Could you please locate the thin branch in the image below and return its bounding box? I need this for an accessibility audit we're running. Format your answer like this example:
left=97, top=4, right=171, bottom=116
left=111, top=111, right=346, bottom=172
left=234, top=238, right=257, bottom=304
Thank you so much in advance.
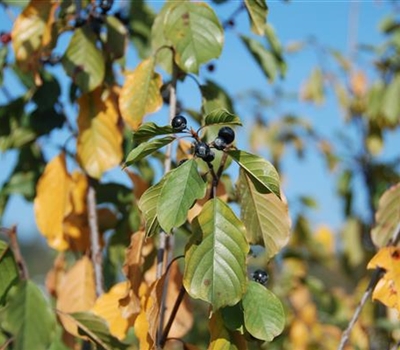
left=156, top=59, right=178, bottom=349
left=160, top=285, right=186, bottom=348
left=7, top=226, right=29, bottom=280
left=0, top=337, right=13, bottom=350
left=87, top=178, right=104, bottom=296
left=337, top=268, right=383, bottom=350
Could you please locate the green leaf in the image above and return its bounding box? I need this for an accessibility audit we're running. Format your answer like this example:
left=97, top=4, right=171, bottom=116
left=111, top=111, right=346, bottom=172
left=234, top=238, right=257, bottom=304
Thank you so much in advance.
left=119, top=57, right=163, bottom=130
left=265, top=23, right=286, bottom=77
left=201, top=79, right=235, bottom=115
left=240, top=35, right=278, bottom=82
left=227, top=150, right=280, bottom=197
left=124, top=136, right=175, bottom=167
left=238, top=169, right=290, bottom=260
left=164, top=2, right=224, bottom=73
left=105, top=16, right=128, bottom=60
left=0, top=241, right=19, bottom=304
left=157, top=159, right=206, bottom=233
left=184, top=198, right=249, bottom=310
left=1, top=281, right=57, bottom=350
left=62, top=311, right=128, bottom=350
left=371, top=182, right=400, bottom=248
left=129, top=1, right=156, bottom=59
left=62, top=26, right=105, bottom=93
left=244, top=0, right=268, bottom=35
left=133, top=122, right=176, bottom=143
left=221, top=304, right=245, bottom=333
left=382, top=74, right=400, bottom=125
left=301, top=68, right=325, bottom=105
left=138, top=180, right=164, bottom=237
left=204, top=108, right=242, bottom=127
left=242, top=281, right=285, bottom=341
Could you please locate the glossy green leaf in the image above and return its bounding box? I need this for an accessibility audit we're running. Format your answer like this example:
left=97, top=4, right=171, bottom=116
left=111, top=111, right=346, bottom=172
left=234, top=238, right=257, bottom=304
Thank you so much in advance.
left=138, top=179, right=164, bottom=237
left=242, top=281, right=285, bottom=341
left=240, top=35, right=278, bottom=82
left=371, top=182, right=400, bottom=248
left=124, top=136, right=175, bottom=167
left=119, top=57, right=163, bottom=130
left=62, top=26, right=105, bottom=93
left=227, top=150, right=280, bottom=197
left=0, top=241, right=19, bottom=304
left=158, top=159, right=206, bottom=233
left=1, top=280, right=57, bottom=350
left=105, top=16, right=128, bottom=60
left=204, top=108, right=242, bottom=127
left=133, top=122, right=176, bottom=143
left=238, top=170, right=290, bottom=259
left=164, top=2, right=224, bottom=73
left=201, top=79, right=235, bottom=115
left=382, top=74, right=400, bottom=124
left=244, top=0, right=268, bottom=35
left=184, top=198, right=249, bottom=310
left=64, top=312, right=128, bottom=350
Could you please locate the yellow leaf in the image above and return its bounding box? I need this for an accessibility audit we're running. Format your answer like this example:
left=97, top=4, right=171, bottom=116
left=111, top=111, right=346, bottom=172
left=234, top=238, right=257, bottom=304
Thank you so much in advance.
left=314, top=225, right=335, bottom=255
left=119, top=57, right=163, bottom=130
left=34, top=153, right=72, bottom=251
left=92, top=282, right=134, bottom=340
left=45, top=253, right=66, bottom=298
left=12, top=0, right=55, bottom=74
left=57, top=256, right=97, bottom=336
left=368, top=247, right=400, bottom=311
left=119, top=231, right=146, bottom=321
left=134, top=283, right=154, bottom=350
left=350, top=70, right=368, bottom=97
left=77, top=88, right=123, bottom=179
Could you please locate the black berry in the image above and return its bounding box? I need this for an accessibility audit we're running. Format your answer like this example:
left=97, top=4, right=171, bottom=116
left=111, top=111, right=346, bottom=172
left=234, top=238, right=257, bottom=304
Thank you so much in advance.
left=214, top=137, right=227, bottom=151
left=194, top=142, right=212, bottom=160
left=252, top=270, right=269, bottom=286
left=171, top=115, right=187, bottom=131
left=203, top=151, right=215, bottom=163
left=99, top=0, right=114, bottom=13
left=218, top=126, right=235, bottom=144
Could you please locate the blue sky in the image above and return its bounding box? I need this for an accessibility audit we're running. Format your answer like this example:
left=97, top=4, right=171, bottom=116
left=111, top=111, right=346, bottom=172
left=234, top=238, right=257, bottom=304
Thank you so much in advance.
left=0, top=1, right=398, bottom=241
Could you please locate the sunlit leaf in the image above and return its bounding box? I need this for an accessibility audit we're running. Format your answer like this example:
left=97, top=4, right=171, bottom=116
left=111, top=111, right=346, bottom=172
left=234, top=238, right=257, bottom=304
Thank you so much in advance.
left=0, top=241, right=19, bottom=304
left=244, top=0, right=268, bottom=35
left=242, top=281, right=285, bottom=341
left=57, top=256, right=96, bottom=336
left=184, top=198, right=249, bottom=310
left=12, top=0, right=55, bottom=74
left=367, top=247, right=400, bottom=311
left=34, top=153, right=72, bottom=251
left=300, top=68, right=325, bottom=105
left=77, top=88, right=123, bottom=179
left=203, top=108, right=242, bottom=127
left=132, top=122, right=175, bottom=143
left=1, top=280, right=57, bottom=350
left=164, top=2, right=224, bottom=73
left=124, top=136, right=175, bottom=167
left=238, top=169, right=290, bottom=260
left=371, top=182, right=400, bottom=247
left=119, top=57, right=163, bottom=130
left=92, top=282, right=133, bottom=340
left=227, top=150, right=280, bottom=197
left=350, top=70, right=368, bottom=97
left=62, top=26, right=105, bottom=93
left=382, top=74, right=400, bottom=124
left=240, top=35, right=278, bottom=82
left=138, top=180, right=164, bottom=237
left=157, top=159, right=206, bottom=233
left=60, top=311, right=129, bottom=350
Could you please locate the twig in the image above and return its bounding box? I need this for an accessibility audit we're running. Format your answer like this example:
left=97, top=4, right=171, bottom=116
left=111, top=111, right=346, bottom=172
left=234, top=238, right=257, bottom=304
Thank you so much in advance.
left=0, top=337, right=13, bottom=350
left=337, top=268, right=383, bottom=350
left=156, top=58, right=178, bottom=348
left=87, top=178, right=104, bottom=296
left=160, top=285, right=186, bottom=348
left=7, top=226, right=29, bottom=280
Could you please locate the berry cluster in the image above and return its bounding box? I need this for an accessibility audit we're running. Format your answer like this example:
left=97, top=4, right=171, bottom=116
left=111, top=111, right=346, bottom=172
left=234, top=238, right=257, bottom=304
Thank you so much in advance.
left=171, top=115, right=235, bottom=164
